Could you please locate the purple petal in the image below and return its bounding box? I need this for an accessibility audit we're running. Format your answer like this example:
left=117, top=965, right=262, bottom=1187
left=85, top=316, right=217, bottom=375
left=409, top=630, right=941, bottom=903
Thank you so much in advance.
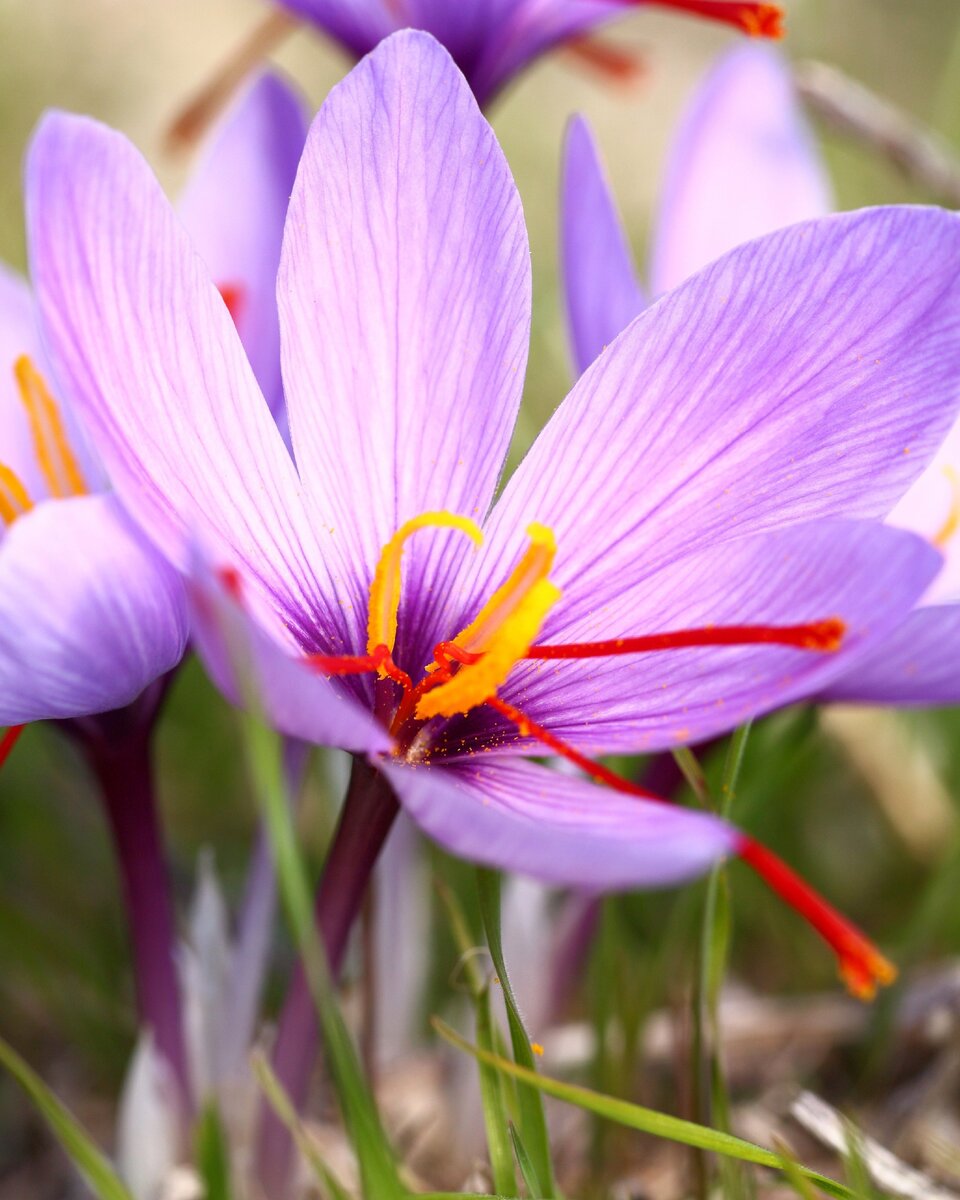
left=271, top=0, right=395, bottom=59
left=649, top=44, right=831, bottom=297
left=0, top=262, right=49, bottom=501
left=179, top=72, right=309, bottom=429
left=445, top=207, right=960, bottom=645
left=561, top=115, right=645, bottom=376
left=382, top=755, right=737, bottom=890
left=0, top=495, right=187, bottom=723
left=27, top=112, right=347, bottom=651
left=187, top=561, right=392, bottom=755
left=441, top=520, right=941, bottom=757
left=279, top=30, right=530, bottom=668
left=820, top=604, right=960, bottom=706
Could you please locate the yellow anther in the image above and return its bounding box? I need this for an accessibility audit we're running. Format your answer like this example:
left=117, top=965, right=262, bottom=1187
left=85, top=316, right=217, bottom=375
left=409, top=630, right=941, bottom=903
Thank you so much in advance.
left=14, top=355, right=87, bottom=499
left=454, top=522, right=557, bottom=654
left=367, top=511, right=483, bottom=657
left=933, top=465, right=960, bottom=549
left=0, top=464, right=33, bottom=527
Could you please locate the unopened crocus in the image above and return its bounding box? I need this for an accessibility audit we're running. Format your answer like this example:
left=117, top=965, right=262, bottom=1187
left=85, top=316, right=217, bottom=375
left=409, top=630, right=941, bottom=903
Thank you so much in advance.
left=26, top=29, right=960, bottom=1186
left=1, top=71, right=307, bottom=1110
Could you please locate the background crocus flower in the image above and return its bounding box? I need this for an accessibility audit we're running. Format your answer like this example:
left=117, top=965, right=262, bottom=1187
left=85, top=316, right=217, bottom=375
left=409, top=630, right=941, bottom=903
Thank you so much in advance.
left=0, top=69, right=307, bottom=1114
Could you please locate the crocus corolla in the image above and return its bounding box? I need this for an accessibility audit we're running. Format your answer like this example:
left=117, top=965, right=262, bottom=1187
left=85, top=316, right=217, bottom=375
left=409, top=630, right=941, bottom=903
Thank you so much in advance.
left=27, top=32, right=960, bottom=994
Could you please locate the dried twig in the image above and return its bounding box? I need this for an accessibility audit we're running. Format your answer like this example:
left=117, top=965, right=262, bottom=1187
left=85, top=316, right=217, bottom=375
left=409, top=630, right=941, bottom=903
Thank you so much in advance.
left=794, top=59, right=960, bottom=206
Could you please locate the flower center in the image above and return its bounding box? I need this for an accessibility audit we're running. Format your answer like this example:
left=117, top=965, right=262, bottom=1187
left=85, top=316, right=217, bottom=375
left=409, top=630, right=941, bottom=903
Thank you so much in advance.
left=0, top=355, right=88, bottom=526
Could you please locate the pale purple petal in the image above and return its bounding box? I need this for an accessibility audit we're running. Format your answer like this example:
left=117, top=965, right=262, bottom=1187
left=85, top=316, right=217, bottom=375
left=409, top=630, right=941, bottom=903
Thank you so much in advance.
left=438, top=521, right=941, bottom=757
left=0, top=262, right=49, bottom=500
left=820, top=604, right=960, bottom=706
left=27, top=112, right=347, bottom=652
left=561, top=115, right=645, bottom=376
left=649, top=44, right=831, bottom=296
left=0, top=495, right=187, bottom=723
left=445, top=207, right=960, bottom=643
left=179, top=72, right=308, bottom=428
left=381, top=756, right=737, bottom=890
left=187, top=561, right=392, bottom=755
left=279, top=30, right=530, bottom=668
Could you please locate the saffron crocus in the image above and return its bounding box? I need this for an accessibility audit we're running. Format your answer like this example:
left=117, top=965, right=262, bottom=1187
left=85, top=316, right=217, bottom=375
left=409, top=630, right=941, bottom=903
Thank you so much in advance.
left=25, top=35, right=960, bottom=1189
left=0, top=71, right=307, bottom=1110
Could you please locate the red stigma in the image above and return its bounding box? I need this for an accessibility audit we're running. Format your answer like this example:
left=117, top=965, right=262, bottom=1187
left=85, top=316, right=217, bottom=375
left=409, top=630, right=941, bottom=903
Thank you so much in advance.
left=645, top=1, right=784, bottom=37
left=0, top=725, right=25, bottom=771
left=738, top=837, right=896, bottom=1000
left=217, top=283, right=246, bottom=326
left=565, top=36, right=647, bottom=85
left=218, top=565, right=245, bottom=602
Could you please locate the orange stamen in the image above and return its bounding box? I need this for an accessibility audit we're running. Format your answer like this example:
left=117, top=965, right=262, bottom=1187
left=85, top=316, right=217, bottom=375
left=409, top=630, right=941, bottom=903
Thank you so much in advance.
left=528, top=618, right=846, bottom=660
left=645, top=1, right=784, bottom=37
left=14, top=355, right=87, bottom=499
left=0, top=464, right=34, bottom=527
left=738, top=837, right=897, bottom=1000
left=0, top=725, right=25, bottom=770
left=933, top=465, right=960, bottom=549
left=218, top=283, right=246, bottom=326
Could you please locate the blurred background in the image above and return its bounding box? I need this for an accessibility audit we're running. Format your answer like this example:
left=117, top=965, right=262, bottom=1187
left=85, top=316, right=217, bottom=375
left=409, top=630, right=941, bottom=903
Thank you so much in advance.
left=3, top=0, right=960, bottom=1195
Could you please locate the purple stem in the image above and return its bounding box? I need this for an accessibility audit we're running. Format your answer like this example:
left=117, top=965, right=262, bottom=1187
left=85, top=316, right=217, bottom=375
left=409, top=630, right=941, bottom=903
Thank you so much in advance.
left=80, top=722, right=191, bottom=1115
left=255, top=756, right=400, bottom=1197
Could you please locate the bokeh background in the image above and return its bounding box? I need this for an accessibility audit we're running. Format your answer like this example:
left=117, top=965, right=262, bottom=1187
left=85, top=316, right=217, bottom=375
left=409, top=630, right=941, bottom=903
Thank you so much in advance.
left=3, top=0, right=960, bottom=1195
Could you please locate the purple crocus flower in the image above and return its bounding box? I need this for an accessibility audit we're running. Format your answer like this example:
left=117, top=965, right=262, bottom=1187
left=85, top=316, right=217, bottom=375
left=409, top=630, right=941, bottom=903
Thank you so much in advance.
left=1, top=71, right=307, bottom=1109
left=269, top=0, right=783, bottom=107
left=26, top=26, right=960, bottom=986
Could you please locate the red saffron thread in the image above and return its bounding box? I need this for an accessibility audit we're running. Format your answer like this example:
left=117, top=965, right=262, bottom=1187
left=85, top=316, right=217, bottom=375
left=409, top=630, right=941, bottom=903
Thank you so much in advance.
left=0, top=725, right=25, bottom=770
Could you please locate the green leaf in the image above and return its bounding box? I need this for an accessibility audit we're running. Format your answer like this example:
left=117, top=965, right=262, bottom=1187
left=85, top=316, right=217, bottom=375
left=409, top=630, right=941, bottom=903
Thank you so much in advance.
left=252, top=1050, right=352, bottom=1200
left=432, top=1017, right=856, bottom=1200
left=477, top=986, right=519, bottom=1196
left=476, top=868, right=557, bottom=1197
left=509, top=1120, right=545, bottom=1199
left=0, top=1034, right=134, bottom=1200
left=241, top=713, right=405, bottom=1200
left=195, top=1103, right=232, bottom=1200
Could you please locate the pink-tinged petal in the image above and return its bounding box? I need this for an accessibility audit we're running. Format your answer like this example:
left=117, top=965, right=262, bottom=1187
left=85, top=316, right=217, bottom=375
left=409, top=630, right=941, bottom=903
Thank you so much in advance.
left=179, top=72, right=308, bottom=428
left=447, top=207, right=960, bottom=642
left=650, top=44, right=831, bottom=296
left=440, top=521, right=941, bottom=757
left=381, top=756, right=737, bottom=890
left=561, top=115, right=645, bottom=376
left=187, top=562, right=392, bottom=755
left=27, top=112, right=346, bottom=650
left=0, top=262, right=48, bottom=500
left=279, top=30, right=530, bottom=666
left=888, top=413, right=960, bottom=602
left=0, top=495, right=187, bottom=723
left=820, top=604, right=960, bottom=707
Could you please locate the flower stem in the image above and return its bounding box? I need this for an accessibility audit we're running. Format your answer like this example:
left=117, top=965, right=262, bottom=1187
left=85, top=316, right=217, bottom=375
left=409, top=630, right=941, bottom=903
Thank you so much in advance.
left=81, top=724, right=191, bottom=1116
left=254, top=756, right=400, bottom=1197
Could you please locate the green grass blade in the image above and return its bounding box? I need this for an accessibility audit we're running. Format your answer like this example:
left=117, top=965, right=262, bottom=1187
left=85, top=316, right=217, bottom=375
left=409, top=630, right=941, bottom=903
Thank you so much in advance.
left=509, top=1120, right=545, bottom=1199
left=432, top=1017, right=856, bottom=1200
left=0, top=1034, right=134, bottom=1200
left=477, top=987, right=519, bottom=1196
left=195, top=1103, right=232, bottom=1200
left=241, top=713, right=405, bottom=1200
left=476, top=868, right=557, bottom=1197
left=252, top=1050, right=353, bottom=1200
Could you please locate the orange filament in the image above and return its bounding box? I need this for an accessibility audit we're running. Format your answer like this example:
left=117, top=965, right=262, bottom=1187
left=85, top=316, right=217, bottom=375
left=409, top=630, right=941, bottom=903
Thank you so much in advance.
left=933, top=465, right=960, bottom=549
left=646, top=1, right=784, bottom=37
left=738, top=837, right=897, bottom=1000
left=367, top=511, right=482, bottom=659
left=14, top=355, right=87, bottom=499
left=528, top=618, right=846, bottom=660
left=565, top=36, right=646, bottom=84
left=0, top=726, right=25, bottom=771
left=218, top=283, right=246, bottom=326
left=416, top=524, right=561, bottom=719
left=0, top=464, right=34, bottom=527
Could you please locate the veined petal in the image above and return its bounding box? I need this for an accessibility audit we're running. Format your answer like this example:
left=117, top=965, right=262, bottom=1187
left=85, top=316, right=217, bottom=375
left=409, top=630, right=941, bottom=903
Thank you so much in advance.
left=279, top=31, right=531, bottom=668
left=27, top=112, right=346, bottom=650
left=382, top=756, right=737, bottom=890
left=179, top=72, right=309, bottom=428
left=650, top=44, right=831, bottom=296
left=0, top=495, right=187, bottom=723
left=449, top=207, right=960, bottom=640
left=441, top=521, right=941, bottom=757
left=820, top=604, right=960, bottom=707
left=561, top=115, right=645, bottom=376
left=187, top=560, right=393, bottom=755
